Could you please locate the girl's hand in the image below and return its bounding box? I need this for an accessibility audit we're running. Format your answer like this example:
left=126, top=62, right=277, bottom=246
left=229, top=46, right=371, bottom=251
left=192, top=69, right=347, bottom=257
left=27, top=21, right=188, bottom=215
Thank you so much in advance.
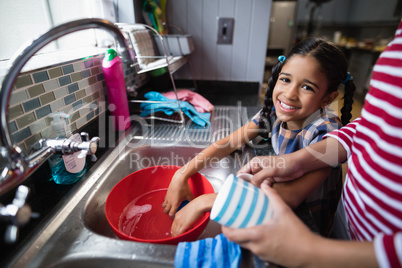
left=222, top=182, right=317, bottom=267
left=171, top=193, right=216, bottom=237
left=162, top=169, right=194, bottom=217
left=238, top=155, right=304, bottom=187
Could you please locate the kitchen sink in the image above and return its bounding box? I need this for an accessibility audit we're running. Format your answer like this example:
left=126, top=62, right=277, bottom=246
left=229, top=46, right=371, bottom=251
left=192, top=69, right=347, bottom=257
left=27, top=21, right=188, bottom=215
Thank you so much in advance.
left=2, top=106, right=266, bottom=267
left=4, top=106, right=253, bottom=268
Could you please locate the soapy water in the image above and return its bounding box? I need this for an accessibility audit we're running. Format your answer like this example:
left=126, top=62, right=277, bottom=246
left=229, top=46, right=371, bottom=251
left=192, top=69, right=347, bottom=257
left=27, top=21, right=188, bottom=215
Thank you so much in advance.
left=119, top=189, right=174, bottom=239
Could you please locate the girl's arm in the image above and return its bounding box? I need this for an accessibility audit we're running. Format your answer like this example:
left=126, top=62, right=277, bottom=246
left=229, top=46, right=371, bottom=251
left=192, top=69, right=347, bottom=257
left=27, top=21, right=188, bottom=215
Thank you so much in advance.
left=163, top=121, right=260, bottom=216
left=171, top=193, right=217, bottom=237
left=272, top=166, right=332, bottom=209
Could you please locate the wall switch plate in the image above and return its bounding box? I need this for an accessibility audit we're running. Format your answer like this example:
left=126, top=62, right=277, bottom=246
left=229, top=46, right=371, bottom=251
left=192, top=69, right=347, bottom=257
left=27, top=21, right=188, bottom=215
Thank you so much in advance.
left=217, top=17, right=234, bottom=44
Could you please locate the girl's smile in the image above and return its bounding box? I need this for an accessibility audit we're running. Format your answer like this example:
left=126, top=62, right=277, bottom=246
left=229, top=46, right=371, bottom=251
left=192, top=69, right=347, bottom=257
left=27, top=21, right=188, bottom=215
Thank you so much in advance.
left=277, top=100, right=300, bottom=111
left=272, top=55, right=337, bottom=130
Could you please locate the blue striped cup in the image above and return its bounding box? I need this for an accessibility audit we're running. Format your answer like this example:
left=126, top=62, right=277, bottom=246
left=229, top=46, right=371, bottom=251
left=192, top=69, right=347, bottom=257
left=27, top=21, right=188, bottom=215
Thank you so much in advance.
left=210, top=174, right=273, bottom=228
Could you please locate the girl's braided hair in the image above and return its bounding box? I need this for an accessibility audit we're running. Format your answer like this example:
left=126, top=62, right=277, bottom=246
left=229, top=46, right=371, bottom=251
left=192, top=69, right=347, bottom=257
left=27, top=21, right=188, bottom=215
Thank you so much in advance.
left=259, top=37, right=356, bottom=139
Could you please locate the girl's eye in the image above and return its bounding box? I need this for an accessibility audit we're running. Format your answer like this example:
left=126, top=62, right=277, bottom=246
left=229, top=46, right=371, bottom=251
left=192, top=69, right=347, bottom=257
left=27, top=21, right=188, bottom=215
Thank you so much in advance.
left=279, top=77, right=290, bottom=83
left=302, top=85, right=315, bottom=92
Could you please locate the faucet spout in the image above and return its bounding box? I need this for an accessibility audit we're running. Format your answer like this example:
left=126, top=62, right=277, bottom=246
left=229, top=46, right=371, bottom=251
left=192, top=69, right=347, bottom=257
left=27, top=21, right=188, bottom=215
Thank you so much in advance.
left=0, top=18, right=127, bottom=195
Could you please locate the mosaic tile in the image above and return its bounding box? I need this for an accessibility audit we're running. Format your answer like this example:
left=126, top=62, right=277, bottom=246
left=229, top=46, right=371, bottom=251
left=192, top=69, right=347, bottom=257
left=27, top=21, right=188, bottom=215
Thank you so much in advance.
left=86, top=111, right=95, bottom=121
left=9, top=104, right=24, bottom=120
left=75, top=89, right=86, bottom=100
left=64, top=94, right=76, bottom=106
left=15, top=75, right=33, bottom=89
left=16, top=112, right=36, bottom=129
left=48, top=67, right=63, bottom=79
left=11, top=127, right=31, bottom=143
left=76, top=116, right=87, bottom=129
left=70, top=72, right=82, bottom=82
left=78, top=78, right=89, bottom=89
left=84, top=59, right=94, bottom=68
left=32, top=71, right=49, bottom=83
left=81, top=69, right=91, bottom=78
left=50, top=99, right=64, bottom=112
left=67, top=83, right=79, bottom=94
left=96, top=73, right=104, bottom=82
left=28, top=84, right=45, bottom=98
left=9, top=121, right=17, bottom=133
left=35, top=105, right=51, bottom=119
left=62, top=64, right=74, bottom=75
left=70, top=111, right=80, bottom=122
left=22, top=98, right=40, bottom=112
left=91, top=66, right=100, bottom=75
left=9, top=89, right=28, bottom=106
left=93, top=91, right=100, bottom=100
left=88, top=76, right=97, bottom=85
left=73, top=61, right=86, bottom=71
left=54, top=87, right=68, bottom=99
left=43, top=79, right=59, bottom=92
left=40, top=92, right=56, bottom=105
left=82, top=96, right=92, bottom=105
left=72, top=100, right=83, bottom=111
left=58, top=75, right=71, bottom=87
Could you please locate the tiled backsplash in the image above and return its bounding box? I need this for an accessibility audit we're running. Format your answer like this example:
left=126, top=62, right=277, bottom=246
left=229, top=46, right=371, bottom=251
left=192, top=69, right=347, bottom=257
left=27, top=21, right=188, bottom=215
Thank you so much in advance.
left=7, top=54, right=147, bottom=153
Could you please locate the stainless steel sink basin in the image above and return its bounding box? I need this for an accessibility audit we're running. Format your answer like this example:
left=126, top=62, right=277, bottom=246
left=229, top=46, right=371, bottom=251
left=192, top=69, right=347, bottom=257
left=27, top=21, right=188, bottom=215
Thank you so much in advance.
left=6, top=137, right=244, bottom=267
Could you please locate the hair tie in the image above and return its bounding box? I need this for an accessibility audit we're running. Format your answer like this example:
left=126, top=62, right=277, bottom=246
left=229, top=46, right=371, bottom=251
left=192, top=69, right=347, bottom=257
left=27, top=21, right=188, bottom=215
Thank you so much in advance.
left=278, top=55, right=286, bottom=64
left=342, top=72, right=354, bottom=85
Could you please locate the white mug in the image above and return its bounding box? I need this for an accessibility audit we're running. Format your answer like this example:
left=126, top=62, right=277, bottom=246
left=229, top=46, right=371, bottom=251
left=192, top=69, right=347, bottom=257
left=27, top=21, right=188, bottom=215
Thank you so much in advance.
left=210, top=174, right=273, bottom=228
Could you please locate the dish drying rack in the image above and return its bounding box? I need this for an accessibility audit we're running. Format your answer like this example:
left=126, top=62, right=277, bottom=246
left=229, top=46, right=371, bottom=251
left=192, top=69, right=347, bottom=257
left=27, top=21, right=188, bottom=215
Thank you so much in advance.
left=116, top=23, right=197, bottom=125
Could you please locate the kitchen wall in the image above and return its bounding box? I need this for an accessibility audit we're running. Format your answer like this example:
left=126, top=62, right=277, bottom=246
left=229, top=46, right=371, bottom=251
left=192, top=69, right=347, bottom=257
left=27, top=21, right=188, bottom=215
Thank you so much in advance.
left=6, top=55, right=143, bottom=153
left=131, top=0, right=272, bottom=90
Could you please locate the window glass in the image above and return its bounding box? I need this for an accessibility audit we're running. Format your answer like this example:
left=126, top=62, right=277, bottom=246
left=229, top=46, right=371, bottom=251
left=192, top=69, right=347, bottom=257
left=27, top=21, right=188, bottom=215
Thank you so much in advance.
left=0, top=0, right=117, bottom=61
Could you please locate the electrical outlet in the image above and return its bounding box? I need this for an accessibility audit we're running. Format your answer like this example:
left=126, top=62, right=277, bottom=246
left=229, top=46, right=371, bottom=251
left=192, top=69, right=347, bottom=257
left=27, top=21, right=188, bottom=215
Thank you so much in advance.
left=217, top=17, right=234, bottom=44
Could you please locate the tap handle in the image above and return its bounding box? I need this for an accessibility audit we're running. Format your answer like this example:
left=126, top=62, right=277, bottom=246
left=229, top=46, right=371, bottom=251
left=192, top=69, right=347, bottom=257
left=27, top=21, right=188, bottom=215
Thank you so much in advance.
left=13, top=185, right=29, bottom=208
left=77, top=135, right=100, bottom=161
left=1, top=185, right=36, bottom=244
left=80, top=132, right=89, bottom=142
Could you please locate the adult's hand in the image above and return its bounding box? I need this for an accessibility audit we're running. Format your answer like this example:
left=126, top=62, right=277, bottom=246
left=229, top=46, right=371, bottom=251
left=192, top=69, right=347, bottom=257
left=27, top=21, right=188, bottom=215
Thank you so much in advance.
left=222, top=182, right=317, bottom=267
left=238, top=154, right=304, bottom=187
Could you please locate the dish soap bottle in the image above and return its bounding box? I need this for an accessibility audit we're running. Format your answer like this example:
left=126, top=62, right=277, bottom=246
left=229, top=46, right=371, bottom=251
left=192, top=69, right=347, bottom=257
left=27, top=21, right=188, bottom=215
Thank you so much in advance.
left=102, top=48, right=131, bottom=131
left=48, top=112, right=87, bottom=185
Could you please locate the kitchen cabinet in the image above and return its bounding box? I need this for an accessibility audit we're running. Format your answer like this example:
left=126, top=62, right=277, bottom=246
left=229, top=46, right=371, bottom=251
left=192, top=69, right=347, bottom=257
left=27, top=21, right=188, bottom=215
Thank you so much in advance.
left=296, top=0, right=400, bottom=25
left=348, top=0, right=400, bottom=23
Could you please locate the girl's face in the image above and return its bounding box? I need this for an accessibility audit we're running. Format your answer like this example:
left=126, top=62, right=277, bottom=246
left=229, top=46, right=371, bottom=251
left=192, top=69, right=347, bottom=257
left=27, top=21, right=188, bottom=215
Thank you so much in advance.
left=272, top=55, right=338, bottom=130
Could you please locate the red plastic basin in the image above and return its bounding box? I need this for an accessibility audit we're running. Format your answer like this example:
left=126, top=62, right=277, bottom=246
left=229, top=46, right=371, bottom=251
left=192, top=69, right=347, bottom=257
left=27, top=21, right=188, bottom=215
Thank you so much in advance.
left=105, top=165, right=214, bottom=245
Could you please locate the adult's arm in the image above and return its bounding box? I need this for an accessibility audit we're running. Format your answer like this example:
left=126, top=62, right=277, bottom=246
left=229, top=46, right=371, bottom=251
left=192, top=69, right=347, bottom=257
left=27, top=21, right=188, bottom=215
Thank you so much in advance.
left=238, top=137, right=347, bottom=187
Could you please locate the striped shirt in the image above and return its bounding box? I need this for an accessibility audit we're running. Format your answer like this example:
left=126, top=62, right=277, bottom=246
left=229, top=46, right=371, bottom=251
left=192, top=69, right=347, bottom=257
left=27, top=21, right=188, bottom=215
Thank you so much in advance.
left=325, top=21, right=402, bottom=268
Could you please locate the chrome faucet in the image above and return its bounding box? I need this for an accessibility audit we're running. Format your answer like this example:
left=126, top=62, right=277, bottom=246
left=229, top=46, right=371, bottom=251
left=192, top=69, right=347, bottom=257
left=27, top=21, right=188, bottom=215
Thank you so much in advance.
left=0, top=18, right=134, bottom=196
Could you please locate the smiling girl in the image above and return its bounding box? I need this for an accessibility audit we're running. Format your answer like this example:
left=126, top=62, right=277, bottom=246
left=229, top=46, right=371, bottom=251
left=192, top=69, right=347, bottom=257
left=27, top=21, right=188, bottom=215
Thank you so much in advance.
left=163, top=37, right=356, bottom=237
